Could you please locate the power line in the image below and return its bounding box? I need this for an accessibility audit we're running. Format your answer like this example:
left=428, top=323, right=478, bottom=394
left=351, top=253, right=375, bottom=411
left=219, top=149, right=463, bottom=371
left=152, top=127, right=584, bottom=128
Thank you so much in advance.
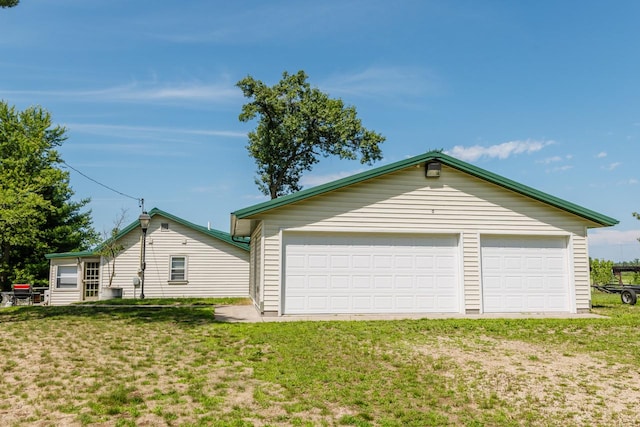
left=61, top=160, right=142, bottom=204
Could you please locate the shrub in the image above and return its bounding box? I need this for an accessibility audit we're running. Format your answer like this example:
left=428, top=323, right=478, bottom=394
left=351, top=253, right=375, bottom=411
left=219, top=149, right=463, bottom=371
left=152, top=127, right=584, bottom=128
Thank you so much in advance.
left=590, top=258, right=615, bottom=285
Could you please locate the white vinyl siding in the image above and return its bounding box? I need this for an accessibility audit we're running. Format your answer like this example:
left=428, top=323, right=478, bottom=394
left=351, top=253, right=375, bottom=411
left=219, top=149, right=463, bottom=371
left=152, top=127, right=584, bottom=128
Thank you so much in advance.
left=253, top=165, right=593, bottom=314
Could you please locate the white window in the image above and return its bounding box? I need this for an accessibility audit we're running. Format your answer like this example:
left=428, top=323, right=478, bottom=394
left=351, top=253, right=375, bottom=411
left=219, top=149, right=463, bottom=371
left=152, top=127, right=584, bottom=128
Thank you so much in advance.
left=170, top=256, right=187, bottom=282
left=56, top=265, right=78, bottom=289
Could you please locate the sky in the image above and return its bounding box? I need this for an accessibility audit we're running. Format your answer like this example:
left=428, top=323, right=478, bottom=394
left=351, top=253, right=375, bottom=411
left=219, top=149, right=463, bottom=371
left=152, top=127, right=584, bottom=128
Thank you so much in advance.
left=1, top=0, right=639, bottom=262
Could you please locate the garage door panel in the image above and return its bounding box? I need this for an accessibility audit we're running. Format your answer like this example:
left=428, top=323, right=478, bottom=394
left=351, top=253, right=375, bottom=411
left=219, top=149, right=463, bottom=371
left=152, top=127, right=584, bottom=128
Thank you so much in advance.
left=396, top=256, right=413, bottom=268
left=353, top=296, right=372, bottom=310
left=287, top=276, right=305, bottom=289
left=437, top=295, right=457, bottom=308
left=396, top=296, right=414, bottom=309
left=330, top=296, right=349, bottom=310
left=308, top=296, right=328, bottom=310
left=308, top=255, right=327, bottom=268
left=526, top=277, right=544, bottom=289
left=330, top=255, right=349, bottom=268
left=331, top=276, right=349, bottom=289
left=374, top=296, right=393, bottom=310
left=375, top=276, right=393, bottom=289
left=288, top=255, right=305, bottom=268
left=353, top=256, right=371, bottom=268
left=396, top=276, right=413, bottom=289
left=482, top=237, right=569, bottom=313
left=415, top=256, right=434, bottom=269
left=284, top=234, right=460, bottom=314
left=309, top=276, right=328, bottom=289
left=416, top=295, right=435, bottom=309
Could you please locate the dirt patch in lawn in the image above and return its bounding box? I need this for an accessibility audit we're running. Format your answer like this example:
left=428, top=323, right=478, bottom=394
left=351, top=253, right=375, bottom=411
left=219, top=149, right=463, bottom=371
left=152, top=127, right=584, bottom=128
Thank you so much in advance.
left=414, top=336, right=640, bottom=426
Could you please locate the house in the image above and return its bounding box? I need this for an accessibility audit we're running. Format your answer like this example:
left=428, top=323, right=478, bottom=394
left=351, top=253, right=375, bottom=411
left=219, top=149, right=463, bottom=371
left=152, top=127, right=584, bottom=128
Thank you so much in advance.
left=46, top=208, right=249, bottom=306
left=231, top=151, right=618, bottom=316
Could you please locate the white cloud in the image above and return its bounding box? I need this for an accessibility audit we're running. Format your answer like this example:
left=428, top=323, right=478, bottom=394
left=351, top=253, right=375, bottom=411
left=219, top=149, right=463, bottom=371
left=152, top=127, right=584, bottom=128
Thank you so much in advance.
left=323, top=66, right=440, bottom=100
left=445, top=140, right=554, bottom=162
left=300, top=169, right=365, bottom=187
left=596, top=152, right=607, bottom=158
left=1, top=79, right=240, bottom=104
left=190, top=184, right=229, bottom=193
left=603, top=162, right=622, bottom=171
left=66, top=123, right=246, bottom=139
left=539, top=156, right=562, bottom=164
left=550, top=165, right=574, bottom=172
left=617, top=178, right=638, bottom=185
left=589, top=229, right=640, bottom=246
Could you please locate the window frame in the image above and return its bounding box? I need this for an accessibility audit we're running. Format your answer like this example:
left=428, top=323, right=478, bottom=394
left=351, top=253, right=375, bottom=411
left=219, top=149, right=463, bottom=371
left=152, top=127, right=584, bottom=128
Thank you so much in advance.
left=169, top=255, right=188, bottom=284
left=56, top=265, right=79, bottom=289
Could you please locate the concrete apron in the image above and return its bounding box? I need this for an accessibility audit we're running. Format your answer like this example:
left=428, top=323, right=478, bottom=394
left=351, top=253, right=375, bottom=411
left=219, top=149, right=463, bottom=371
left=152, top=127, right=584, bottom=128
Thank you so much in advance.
left=213, top=304, right=605, bottom=323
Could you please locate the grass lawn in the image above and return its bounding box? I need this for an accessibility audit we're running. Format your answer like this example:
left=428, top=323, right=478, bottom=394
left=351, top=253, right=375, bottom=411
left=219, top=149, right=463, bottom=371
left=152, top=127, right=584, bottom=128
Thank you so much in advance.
left=0, top=293, right=639, bottom=426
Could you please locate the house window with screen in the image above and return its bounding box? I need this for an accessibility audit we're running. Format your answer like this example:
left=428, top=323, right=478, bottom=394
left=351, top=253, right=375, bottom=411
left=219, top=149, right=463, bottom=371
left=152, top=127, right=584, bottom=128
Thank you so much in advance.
left=56, top=265, right=78, bottom=288
left=170, top=256, right=187, bottom=282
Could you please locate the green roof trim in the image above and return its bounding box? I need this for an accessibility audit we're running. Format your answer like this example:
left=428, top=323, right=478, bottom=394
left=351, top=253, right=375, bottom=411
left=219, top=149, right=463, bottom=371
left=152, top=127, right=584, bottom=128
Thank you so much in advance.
left=232, top=151, right=618, bottom=227
left=46, top=208, right=249, bottom=259
left=45, top=250, right=96, bottom=260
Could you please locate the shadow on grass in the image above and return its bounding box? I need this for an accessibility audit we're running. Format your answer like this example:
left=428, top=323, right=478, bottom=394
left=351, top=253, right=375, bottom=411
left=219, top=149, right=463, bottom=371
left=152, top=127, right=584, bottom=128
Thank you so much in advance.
left=0, top=305, right=224, bottom=327
left=0, top=297, right=254, bottom=326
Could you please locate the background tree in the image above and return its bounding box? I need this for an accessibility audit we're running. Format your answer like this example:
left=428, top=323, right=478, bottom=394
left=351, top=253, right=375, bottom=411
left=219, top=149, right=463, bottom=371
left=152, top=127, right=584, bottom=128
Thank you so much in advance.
left=0, top=101, right=97, bottom=289
left=0, top=0, right=19, bottom=8
left=96, top=209, right=127, bottom=288
left=237, top=70, right=385, bottom=199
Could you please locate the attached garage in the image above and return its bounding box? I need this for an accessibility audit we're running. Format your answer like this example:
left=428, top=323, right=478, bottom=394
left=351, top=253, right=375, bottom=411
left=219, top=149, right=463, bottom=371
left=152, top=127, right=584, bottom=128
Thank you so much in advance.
left=481, top=236, right=570, bottom=313
left=231, top=151, right=618, bottom=317
left=283, top=233, right=460, bottom=314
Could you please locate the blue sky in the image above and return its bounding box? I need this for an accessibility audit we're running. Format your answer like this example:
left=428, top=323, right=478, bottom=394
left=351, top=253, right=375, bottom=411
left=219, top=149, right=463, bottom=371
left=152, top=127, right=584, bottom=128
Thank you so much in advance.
left=1, top=0, right=639, bottom=261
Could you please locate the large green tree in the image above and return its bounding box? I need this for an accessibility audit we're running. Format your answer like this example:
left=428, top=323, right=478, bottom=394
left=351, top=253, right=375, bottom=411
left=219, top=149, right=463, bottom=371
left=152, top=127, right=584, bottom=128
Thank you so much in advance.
left=0, top=101, right=98, bottom=288
left=237, top=70, right=385, bottom=199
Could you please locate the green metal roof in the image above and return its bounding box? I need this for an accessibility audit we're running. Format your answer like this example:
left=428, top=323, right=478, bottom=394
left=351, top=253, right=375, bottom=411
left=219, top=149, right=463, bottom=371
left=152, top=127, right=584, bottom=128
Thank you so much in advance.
left=46, top=208, right=249, bottom=259
left=231, top=151, right=618, bottom=227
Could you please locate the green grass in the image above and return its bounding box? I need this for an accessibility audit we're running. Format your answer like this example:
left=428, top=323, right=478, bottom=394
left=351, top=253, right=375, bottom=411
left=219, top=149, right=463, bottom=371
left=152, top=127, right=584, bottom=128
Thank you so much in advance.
left=0, top=293, right=639, bottom=426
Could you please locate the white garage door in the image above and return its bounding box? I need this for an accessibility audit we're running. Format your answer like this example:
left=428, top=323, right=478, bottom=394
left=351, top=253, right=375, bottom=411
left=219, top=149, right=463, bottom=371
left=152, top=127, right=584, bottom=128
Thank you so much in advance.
left=283, top=234, right=460, bottom=314
left=481, top=237, right=569, bottom=313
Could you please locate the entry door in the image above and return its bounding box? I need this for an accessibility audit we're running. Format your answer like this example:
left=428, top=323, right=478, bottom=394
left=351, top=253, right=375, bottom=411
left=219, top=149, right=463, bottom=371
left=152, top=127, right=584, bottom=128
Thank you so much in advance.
left=83, top=262, right=100, bottom=300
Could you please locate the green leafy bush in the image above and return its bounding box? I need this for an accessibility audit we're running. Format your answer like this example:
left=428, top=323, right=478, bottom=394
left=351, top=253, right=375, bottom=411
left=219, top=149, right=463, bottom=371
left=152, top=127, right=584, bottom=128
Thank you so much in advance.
left=590, top=258, right=615, bottom=285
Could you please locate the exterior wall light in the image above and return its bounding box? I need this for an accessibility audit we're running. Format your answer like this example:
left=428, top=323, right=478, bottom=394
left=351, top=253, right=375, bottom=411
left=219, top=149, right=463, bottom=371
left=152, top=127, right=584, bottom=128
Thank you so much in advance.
left=425, top=161, right=442, bottom=178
